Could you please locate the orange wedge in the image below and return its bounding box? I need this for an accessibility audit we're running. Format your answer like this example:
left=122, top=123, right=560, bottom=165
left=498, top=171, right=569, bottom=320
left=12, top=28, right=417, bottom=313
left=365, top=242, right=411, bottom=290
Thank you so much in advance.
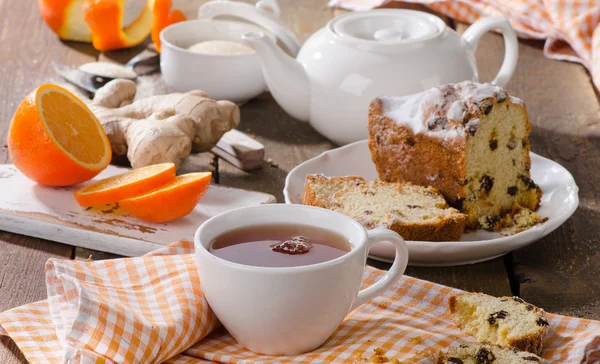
left=8, top=84, right=111, bottom=186
left=74, top=163, right=176, bottom=207
left=120, top=172, right=212, bottom=223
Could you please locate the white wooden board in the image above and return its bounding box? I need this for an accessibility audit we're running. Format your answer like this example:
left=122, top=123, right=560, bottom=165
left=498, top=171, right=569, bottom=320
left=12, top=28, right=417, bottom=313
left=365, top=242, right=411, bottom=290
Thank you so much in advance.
left=0, top=164, right=276, bottom=256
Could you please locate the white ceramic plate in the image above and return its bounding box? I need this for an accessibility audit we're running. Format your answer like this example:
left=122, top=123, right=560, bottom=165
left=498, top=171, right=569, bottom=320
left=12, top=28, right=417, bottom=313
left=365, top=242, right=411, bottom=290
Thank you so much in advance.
left=283, top=140, right=579, bottom=266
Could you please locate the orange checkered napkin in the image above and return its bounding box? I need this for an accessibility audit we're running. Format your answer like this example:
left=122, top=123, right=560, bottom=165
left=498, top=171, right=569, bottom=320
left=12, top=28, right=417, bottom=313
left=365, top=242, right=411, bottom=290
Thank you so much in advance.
left=329, top=0, right=600, bottom=89
left=1, top=241, right=599, bottom=363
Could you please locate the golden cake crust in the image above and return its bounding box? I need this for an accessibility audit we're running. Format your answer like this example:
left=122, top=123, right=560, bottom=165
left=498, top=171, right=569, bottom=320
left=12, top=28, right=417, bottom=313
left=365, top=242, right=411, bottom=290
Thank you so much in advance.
left=369, top=98, right=468, bottom=204
left=368, top=82, right=542, bottom=229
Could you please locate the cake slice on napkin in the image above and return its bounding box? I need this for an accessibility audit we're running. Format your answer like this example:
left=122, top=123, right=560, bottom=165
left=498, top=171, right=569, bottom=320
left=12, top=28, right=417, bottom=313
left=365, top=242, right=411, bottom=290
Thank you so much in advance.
left=302, top=174, right=466, bottom=241
left=368, top=81, right=542, bottom=230
left=436, top=343, right=545, bottom=363
left=449, top=293, right=549, bottom=355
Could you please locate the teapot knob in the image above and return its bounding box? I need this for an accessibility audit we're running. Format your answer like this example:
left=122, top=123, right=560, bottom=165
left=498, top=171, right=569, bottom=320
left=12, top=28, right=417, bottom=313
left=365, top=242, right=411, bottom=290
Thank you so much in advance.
left=373, top=27, right=406, bottom=41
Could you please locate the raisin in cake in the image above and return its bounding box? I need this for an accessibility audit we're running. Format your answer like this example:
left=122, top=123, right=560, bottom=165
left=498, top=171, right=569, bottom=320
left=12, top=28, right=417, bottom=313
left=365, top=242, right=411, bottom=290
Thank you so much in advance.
left=436, top=343, right=545, bottom=364
left=449, top=293, right=549, bottom=355
left=302, top=174, right=466, bottom=241
left=368, top=81, right=542, bottom=229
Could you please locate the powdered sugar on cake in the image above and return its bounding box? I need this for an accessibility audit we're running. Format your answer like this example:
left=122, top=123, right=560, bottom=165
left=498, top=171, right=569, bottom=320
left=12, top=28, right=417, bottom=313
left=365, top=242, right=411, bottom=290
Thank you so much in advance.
left=380, top=92, right=427, bottom=133
left=380, top=81, right=519, bottom=140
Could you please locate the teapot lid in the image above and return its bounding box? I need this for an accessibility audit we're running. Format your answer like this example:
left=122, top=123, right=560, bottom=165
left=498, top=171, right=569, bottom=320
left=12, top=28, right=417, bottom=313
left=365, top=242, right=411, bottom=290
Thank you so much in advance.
left=329, top=9, right=445, bottom=45
left=198, top=0, right=301, bottom=56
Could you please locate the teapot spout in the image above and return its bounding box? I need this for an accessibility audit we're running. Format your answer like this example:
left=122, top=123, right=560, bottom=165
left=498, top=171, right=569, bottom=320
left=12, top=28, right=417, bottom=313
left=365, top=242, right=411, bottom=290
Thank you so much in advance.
left=243, top=32, right=309, bottom=121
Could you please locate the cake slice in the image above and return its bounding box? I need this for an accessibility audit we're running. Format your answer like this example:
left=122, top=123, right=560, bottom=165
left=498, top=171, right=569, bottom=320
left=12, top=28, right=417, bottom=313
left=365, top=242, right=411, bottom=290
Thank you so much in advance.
left=436, top=343, right=545, bottom=363
left=302, top=174, right=365, bottom=208
left=368, top=81, right=542, bottom=230
left=449, top=293, right=549, bottom=355
left=302, top=175, right=466, bottom=241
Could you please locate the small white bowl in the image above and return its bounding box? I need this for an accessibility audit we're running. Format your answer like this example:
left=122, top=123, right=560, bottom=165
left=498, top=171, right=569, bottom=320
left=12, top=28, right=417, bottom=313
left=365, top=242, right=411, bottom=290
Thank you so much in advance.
left=160, top=19, right=274, bottom=103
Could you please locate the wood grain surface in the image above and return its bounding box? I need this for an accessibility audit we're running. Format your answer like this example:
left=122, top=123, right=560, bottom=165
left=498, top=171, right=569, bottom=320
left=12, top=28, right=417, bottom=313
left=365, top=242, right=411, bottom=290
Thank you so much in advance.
left=0, top=0, right=92, bottom=361
left=0, top=0, right=599, bottom=361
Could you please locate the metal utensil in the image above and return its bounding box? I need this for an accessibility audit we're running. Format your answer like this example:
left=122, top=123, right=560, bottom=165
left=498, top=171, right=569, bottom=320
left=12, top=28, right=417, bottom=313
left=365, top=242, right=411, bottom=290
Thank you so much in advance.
left=52, top=62, right=106, bottom=93
left=53, top=48, right=160, bottom=93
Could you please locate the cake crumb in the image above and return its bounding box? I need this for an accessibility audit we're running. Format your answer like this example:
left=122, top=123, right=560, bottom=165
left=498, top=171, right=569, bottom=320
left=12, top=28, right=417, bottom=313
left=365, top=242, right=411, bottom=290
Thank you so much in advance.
left=267, top=158, right=278, bottom=168
left=500, top=207, right=548, bottom=236
left=409, top=336, right=423, bottom=345
left=352, top=348, right=401, bottom=363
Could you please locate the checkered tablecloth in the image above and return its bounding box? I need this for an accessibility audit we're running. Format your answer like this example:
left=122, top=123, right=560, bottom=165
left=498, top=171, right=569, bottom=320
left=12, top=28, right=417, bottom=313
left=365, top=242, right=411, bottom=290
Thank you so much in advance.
left=329, top=0, right=600, bottom=90
left=0, top=241, right=598, bottom=363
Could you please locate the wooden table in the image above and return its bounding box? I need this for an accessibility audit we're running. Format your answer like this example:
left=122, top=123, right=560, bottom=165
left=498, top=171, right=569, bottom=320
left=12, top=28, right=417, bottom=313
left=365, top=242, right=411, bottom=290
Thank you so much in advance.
left=1, top=1, right=599, bottom=362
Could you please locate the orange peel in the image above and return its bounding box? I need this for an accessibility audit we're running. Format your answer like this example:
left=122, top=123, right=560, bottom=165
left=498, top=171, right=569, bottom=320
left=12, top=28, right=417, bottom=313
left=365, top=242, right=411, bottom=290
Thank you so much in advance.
left=84, top=0, right=154, bottom=51
left=152, top=0, right=186, bottom=52
left=39, top=0, right=153, bottom=50
left=38, top=0, right=93, bottom=42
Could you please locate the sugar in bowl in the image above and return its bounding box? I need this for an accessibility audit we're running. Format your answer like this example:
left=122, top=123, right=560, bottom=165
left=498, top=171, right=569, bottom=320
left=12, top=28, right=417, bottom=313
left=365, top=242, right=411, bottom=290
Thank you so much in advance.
left=159, top=0, right=300, bottom=103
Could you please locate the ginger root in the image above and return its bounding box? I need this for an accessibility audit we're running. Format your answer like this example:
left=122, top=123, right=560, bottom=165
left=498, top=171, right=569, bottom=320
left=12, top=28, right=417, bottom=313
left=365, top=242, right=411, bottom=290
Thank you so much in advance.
left=90, top=79, right=240, bottom=168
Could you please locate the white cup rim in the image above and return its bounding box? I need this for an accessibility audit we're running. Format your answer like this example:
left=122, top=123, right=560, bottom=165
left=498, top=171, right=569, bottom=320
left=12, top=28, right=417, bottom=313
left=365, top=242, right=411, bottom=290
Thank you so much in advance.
left=194, top=204, right=368, bottom=273
left=160, top=19, right=270, bottom=59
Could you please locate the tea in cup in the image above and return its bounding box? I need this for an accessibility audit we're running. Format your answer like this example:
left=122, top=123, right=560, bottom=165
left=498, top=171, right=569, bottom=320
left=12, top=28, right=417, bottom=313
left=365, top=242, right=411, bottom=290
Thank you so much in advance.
left=194, top=204, right=409, bottom=355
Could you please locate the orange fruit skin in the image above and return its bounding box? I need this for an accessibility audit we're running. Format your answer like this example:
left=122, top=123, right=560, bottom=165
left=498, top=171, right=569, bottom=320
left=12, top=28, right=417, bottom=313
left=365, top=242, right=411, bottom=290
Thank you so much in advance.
left=7, top=85, right=111, bottom=187
left=120, top=173, right=212, bottom=223
left=84, top=0, right=153, bottom=51
left=74, top=163, right=176, bottom=207
left=152, top=0, right=186, bottom=52
left=84, top=0, right=125, bottom=50
left=38, top=0, right=72, bottom=35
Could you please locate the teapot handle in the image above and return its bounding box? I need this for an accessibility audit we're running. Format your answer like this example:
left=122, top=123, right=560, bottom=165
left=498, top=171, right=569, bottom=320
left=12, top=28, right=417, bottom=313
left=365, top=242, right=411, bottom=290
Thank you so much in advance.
left=461, top=16, right=518, bottom=87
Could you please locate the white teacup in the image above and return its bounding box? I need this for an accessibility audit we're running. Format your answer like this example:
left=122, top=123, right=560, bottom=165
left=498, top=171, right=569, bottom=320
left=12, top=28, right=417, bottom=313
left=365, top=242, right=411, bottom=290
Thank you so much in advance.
left=194, top=204, right=409, bottom=355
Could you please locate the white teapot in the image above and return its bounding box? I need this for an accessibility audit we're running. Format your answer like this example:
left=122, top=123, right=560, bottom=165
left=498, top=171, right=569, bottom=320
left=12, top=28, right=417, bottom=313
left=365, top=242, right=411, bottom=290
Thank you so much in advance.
left=242, top=9, right=518, bottom=145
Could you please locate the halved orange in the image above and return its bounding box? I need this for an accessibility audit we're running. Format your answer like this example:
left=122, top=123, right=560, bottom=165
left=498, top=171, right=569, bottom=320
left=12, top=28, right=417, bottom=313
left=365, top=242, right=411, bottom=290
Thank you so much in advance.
left=74, top=163, right=176, bottom=207
left=7, top=84, right=112, bottom=186
left=120, top=172, right=212, bottom=223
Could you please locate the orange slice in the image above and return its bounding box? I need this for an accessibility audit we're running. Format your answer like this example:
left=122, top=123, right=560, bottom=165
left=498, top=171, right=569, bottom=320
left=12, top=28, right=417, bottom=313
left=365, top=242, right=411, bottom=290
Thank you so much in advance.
left=120, top=172, right=212, bottom=223
left=74, top=163, right=176, bottom=207
left=8, top=84, right=111, bottom=186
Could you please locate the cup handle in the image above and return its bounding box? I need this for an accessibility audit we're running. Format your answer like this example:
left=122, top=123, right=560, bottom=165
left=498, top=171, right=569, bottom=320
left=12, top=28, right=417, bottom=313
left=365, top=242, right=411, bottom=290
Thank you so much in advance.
left=350, top=229, right=409, bottom=311
left=461, top=16, right=518, bottom=87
